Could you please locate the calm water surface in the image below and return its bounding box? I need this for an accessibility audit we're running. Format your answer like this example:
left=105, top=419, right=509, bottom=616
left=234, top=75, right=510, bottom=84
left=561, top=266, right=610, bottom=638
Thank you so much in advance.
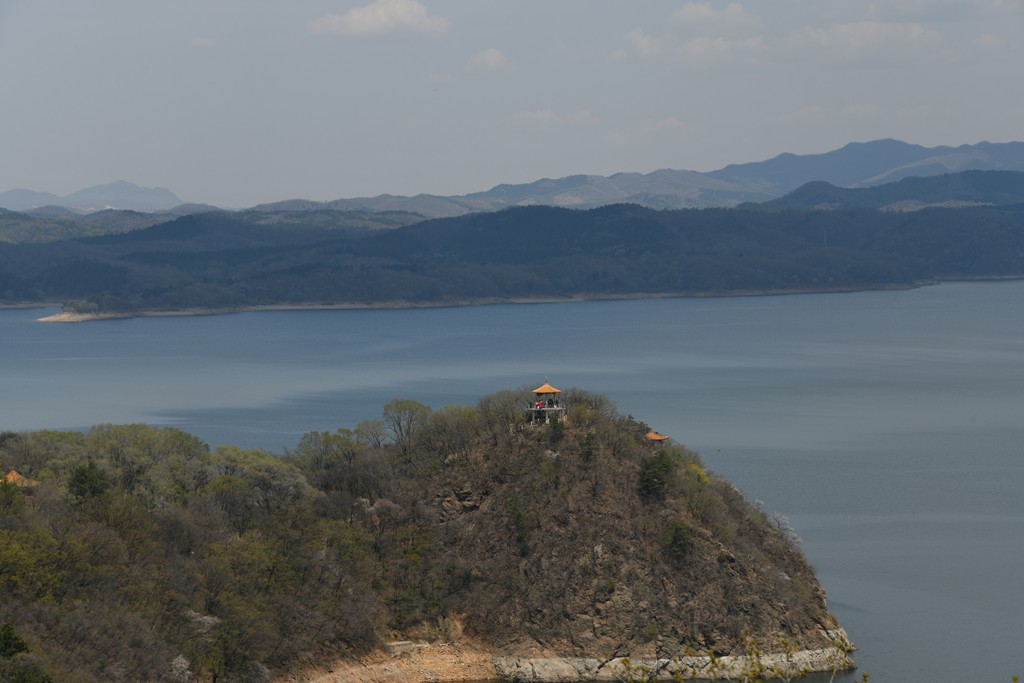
left=2, top=281, right=1024, bottom=681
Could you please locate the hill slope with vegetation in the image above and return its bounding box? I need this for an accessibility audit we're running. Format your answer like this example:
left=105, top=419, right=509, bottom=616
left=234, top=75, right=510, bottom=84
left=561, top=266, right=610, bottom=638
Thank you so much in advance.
left=3, top=186, right=1024, bottom=315
left=0, top=388, right=846, bottom=682
left=763, top=169, right=1024, bottom=210
left=0, top=206, right=423, bottom=245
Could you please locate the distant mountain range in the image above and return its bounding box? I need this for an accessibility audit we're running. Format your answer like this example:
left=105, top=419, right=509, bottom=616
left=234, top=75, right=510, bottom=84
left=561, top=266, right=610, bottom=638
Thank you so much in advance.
left=5, top=139, right=1024, bottom=217
left=250, top=139, right=1024, bottom=217
left=0, top=181, right=184, bottom=213
left=708, top=139, right=1024, bottom=194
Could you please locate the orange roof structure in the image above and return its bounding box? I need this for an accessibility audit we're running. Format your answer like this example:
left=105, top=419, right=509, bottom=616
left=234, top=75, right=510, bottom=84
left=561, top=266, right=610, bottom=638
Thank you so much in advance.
left=532, top=381, right=561, bottom=394
left=4, top=470, right=33, bottom=487
left=645, top=430, right=669, bottom=441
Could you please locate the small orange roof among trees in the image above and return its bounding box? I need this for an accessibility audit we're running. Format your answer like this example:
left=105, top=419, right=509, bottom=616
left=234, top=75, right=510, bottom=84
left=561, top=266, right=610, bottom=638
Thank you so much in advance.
left=645, top=430, right=669, bottom=441
left=4, top=470, right=32, bottom=486
left=532, top=382, right=561, bottom=394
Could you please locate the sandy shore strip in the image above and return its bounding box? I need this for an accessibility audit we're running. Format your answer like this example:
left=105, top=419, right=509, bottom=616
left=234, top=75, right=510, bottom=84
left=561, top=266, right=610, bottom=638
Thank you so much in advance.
left=33, top=284, right=928, bottom=323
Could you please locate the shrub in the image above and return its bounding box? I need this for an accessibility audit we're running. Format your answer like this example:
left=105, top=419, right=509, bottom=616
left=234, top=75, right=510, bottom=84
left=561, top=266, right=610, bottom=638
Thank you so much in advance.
left=662, top=519, right=691, bottom=565
left=637, top=450, right=677, bottom=501
left=0, top=622, right=30, bottom=658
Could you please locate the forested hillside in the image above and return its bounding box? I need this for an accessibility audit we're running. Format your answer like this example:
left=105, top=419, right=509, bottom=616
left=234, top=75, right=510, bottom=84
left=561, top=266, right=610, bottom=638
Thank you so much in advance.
left=763, top=170, right=1024, bottom=210
left=3, top=196, right=1024, bottom=315
left=0, top=388, right=843, bottom=682
left=0, top=207, right=422, bottom=244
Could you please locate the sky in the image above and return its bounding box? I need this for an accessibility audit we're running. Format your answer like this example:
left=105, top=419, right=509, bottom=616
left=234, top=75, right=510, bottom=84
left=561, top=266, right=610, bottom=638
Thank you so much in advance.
left=1, top=0, right=1022, bottom=207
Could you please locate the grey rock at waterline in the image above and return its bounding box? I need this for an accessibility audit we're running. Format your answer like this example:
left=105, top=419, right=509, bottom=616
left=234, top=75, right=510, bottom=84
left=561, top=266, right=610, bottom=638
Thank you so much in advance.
left=492, top=657, right=604, bottom=682
left=491, top=638, right=855, bottom=681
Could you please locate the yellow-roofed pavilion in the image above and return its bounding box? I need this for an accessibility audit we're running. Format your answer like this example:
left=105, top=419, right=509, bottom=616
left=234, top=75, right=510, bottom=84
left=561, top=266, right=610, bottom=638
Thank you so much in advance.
left=529, top=378, right=564, bottom=424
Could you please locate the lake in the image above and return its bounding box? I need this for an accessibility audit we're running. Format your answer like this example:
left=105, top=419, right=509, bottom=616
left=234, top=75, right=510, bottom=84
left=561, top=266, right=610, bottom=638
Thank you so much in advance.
left=3, top=281, right=1024, bottom=681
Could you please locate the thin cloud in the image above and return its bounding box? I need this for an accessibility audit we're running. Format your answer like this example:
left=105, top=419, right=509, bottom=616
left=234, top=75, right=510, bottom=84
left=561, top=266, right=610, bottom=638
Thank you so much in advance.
left=672, top=2, right=720, bottom=23
left=307, top=0, right=448, bottom=36
left=626, top=28, right=665, bottom=57
left=465, top=48, right=511, bottom=72
left=804, top=21, right=939, bottom=59
left=677, top=35, right=766, bottom=65
left=671, top=2, right=759, bottom=30
left=866, top=0, right=928, bottom=20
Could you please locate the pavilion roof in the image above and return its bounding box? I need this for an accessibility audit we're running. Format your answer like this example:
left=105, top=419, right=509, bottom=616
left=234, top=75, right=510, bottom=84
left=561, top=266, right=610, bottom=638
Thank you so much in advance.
left=645, top=430, right=669, bottom=441
left=4, top=470, right=32, bottom=486
left=532, top=382, right=561, bottom=394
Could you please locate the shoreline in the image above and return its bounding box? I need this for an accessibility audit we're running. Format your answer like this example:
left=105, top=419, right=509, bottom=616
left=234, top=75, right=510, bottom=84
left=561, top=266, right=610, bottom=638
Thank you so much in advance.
left=32, top=283, right=932, bottom=323
left=283, top=632, right=855, bottom=682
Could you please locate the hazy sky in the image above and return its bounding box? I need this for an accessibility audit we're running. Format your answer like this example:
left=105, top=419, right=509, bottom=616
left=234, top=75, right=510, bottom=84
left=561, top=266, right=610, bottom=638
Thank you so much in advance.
left=1, top=1, right=1022, bottom=207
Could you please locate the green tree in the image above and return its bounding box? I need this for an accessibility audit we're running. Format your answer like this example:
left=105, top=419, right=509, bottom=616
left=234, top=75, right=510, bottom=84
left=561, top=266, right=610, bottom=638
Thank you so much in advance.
left=354, top=419, right=387, bottom=449
left=202, top=474, right=256, bottom=534
left=637, top=450, right=677, bottom=501
left=476, top=388, right=529, bottom=443
left=0, top=529, right=63, bottom=599
left=0, top=659, right=55, bottom=683
left=290, top=429, right=363, bottom=487
left=419, top=405, right=479, bottom=465
left=662, top=519, right=691, bottom=565
left=0, top=622, right=30, bottom=658
left=67, top=460, right=109, bottom=500
left=382, top=398, right=431, bottom=456
left=0, top=480, right=26, bottom=515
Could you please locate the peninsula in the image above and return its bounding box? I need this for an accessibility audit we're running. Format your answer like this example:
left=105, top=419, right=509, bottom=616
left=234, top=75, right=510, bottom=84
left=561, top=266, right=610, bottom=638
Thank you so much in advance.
left=0, top=386, right=853, bottom=682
